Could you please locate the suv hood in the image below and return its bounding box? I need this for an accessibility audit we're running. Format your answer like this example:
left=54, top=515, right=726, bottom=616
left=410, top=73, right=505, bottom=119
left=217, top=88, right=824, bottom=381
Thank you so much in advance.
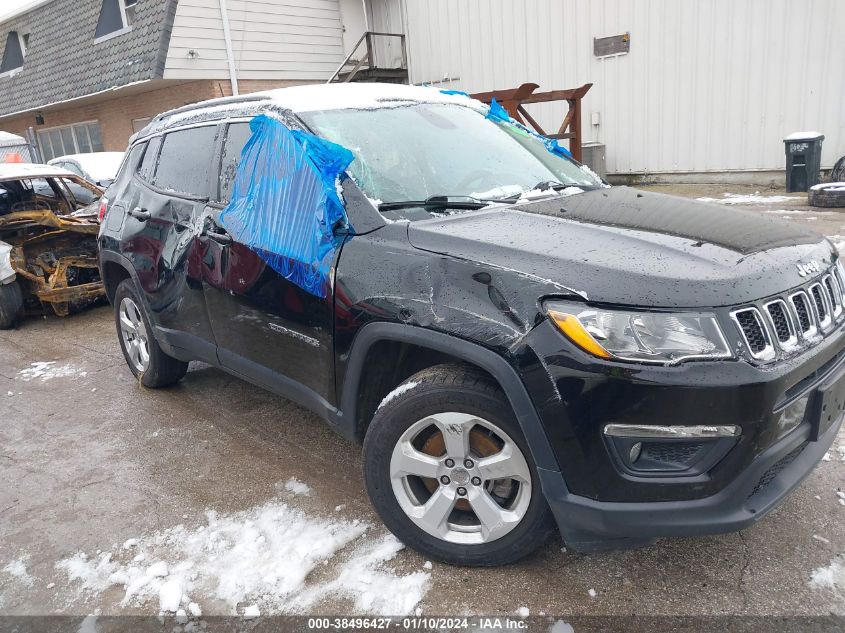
left=407, top=186, right=833, bottom=308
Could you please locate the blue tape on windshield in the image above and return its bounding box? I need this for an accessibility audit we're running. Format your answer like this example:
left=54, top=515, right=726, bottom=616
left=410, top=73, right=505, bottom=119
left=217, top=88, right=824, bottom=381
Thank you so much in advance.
left=485, top=97, right=573, bottom=158
left=220, top=114, right=354, bottom=298
left=439, top=89, right=471, bottom=98
left=486, top=97, right=511, bottom=123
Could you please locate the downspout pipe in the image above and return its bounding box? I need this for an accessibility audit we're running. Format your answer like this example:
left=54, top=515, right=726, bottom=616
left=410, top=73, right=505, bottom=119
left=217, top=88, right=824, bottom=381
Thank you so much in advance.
left=218, top=0, right=239, bottom=96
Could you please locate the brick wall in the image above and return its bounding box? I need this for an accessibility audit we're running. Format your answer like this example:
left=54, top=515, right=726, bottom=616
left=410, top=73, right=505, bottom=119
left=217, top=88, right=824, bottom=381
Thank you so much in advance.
left=0, top=78, right=310, bottom=157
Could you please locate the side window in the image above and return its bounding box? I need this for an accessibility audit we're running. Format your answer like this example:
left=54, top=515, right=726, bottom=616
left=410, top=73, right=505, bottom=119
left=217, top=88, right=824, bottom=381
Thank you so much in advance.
left=154, top=126, right=218, bottom=197
left=137, top=137, right=160, bottom=183
left=218, top=122, right=252, bottom=204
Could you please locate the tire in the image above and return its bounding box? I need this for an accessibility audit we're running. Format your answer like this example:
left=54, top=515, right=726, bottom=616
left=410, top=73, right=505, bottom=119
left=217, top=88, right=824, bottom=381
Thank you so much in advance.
left=0, top=280, right=24, bottom=329
left=809, top=183, right=845, bottom=208
left=363, top=363, right=554, bottom=566
left=113, top=279, right=188, bottom=388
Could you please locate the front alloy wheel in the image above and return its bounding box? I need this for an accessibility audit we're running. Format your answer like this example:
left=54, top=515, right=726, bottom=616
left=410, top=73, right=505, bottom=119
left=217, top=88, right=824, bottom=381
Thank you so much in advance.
left=363, top=364, right=554, bottom=566
left=390, top=412, right=532, bottom=544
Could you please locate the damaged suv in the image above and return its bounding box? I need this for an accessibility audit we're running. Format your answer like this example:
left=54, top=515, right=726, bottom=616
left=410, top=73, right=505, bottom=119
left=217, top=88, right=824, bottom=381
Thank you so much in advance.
left=99, top=84, right=844, bottom=565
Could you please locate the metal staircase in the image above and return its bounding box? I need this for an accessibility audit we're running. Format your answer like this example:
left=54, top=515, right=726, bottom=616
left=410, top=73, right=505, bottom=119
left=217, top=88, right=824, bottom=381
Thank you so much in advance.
left=328, top=31, right=408, bottom=84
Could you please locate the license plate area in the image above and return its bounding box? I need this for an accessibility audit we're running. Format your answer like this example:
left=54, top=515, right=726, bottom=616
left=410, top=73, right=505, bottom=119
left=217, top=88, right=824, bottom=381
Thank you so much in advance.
left=809, top=368, right=845, bottom=441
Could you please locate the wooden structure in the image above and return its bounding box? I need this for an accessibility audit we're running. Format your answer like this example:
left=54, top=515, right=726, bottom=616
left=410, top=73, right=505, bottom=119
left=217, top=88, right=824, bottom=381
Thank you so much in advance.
left=471, top=83, right=592, bottom=162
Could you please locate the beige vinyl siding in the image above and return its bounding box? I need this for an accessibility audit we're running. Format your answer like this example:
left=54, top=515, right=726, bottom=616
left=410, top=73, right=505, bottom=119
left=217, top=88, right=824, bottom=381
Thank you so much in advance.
left=163, top=0, right=346, bottom=81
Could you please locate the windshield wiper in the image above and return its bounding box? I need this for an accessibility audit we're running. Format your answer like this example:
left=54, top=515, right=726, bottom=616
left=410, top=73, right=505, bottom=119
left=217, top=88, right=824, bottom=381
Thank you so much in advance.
left=378, top=195, right=489, bottom=212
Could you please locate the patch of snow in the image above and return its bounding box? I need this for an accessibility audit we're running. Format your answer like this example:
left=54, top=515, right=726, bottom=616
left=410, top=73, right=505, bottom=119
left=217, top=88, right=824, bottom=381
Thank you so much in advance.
left=56, top=496, right=429, bottom=616
left=765, top=209, right=816, bottom=215
left=243, top=604, right=260, bottom=619
left=122, top=538, right=139, bottom=550
left=46, top=582, right=55, bottom=589
left=260, top=83, right=488, bottom=115
left=423, top=561, right=432, bottom=570
left=811, top=553, right=845, bottom=595
left=470, top=184, right=523, bottom=200
left=296, top=535, right=430, bottom=616
left=377, top=381, right=419, bottom=410
left=188, top=601, right=202, bottom=617
left=579, top=163, right=607, bottom=185
left=516, top=606, right=530, bottom=618
left=334, top=504, right=346, bottom=512
left=18, top=361, right=87, bottom=382
left=588, top=588, right=597, bottom=598
left=784, top=131, right=823, bottom=140
left=550, top=622, right=575, bottom=633
left=813, top=182, right=845, bottom=190
left=2, top=555, right=34, bottom=586
left=696, top=192, right=802, bottom=205
left=283, top=478, right=311, bottom=496
left=813, top=534, right=831, bottom=544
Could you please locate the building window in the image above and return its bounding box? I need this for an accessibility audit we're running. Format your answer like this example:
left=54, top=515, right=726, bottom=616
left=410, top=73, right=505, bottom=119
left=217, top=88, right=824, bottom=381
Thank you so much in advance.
left=0, top=31, right=27, bottom=75
left=94, top=0, right=138, bottom=43
left=131, top=117, right=152, bottom=133
left=36, top=122, right=104, bottom=162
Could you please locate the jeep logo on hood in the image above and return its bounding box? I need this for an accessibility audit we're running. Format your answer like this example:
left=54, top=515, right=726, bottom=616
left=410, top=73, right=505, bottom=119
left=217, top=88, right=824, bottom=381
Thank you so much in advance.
left=796, top=260, right=821, bottom=277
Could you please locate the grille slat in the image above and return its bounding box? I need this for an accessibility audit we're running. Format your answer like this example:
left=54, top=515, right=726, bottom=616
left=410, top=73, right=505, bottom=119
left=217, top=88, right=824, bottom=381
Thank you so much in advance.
left=811, top=283, right=830, bottom=327
left=766, top=301, right=792, bottom=343
left=733, top=309, right=770, bottom=356
left=825, top=275, right=842, bottom=316
left=791, top=292, right=813, bottom=333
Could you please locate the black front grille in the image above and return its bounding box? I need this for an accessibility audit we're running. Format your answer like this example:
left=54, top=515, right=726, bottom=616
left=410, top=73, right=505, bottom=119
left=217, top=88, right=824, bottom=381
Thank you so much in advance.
left=747, top=443, right=807, bottom=501
left=735, top=310, right=768, bottom=354
left=767, top=303, right=791, bottom=342
left=792, top=294, right=812, bottom=332
left=812, top=285, right=827, bottom=322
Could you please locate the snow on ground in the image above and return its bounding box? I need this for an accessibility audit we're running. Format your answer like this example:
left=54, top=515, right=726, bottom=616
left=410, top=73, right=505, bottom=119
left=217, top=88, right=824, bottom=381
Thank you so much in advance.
left=17, top=361, right=87, bottom=382
left=696, top=192, right=803, bottom=205
left=55, top=495, right=430, bottom=617
left=282, top=477, right=311, bottom=496
left=2, top=554, right=34, bottom=587
left=811, top=554, right=845, bottom=596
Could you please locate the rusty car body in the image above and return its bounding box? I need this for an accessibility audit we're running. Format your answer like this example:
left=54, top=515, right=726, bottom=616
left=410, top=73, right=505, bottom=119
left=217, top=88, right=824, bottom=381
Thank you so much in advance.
left=0, top=163, right=105, bottom=325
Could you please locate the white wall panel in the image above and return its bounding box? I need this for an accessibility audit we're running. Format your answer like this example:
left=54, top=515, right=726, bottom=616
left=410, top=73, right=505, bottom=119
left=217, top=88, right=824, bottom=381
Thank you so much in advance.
left=164, top=0, right=346, bottom=81
left=395, top=0, right=845, bottom=174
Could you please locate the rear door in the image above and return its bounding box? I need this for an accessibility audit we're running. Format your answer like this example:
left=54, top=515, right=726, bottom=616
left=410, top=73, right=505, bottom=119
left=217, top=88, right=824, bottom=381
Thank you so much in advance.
left=119, top=124, right=220, bottom=359
left=198, top=119, right=337, bottom=403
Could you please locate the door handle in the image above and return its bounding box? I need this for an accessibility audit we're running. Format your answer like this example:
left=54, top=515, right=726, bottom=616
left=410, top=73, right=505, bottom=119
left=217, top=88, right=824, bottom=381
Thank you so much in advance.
left=127, top=206, right=150, bottom=220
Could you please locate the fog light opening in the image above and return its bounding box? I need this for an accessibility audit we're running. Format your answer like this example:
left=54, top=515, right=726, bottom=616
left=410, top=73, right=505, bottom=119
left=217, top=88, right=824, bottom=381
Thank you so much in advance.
left=629, top=442, right=642, bottom=464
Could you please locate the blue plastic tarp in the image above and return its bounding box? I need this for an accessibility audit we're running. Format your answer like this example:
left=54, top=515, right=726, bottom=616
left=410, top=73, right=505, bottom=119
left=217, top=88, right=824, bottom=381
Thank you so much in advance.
left=220, top=114, right=354, bottom=298
left=484, top=96, right=573, bottom=158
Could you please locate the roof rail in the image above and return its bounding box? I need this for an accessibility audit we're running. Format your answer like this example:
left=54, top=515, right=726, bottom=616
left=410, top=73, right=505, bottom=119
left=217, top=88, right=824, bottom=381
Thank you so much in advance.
left=151, top=93, right=271, bottom=123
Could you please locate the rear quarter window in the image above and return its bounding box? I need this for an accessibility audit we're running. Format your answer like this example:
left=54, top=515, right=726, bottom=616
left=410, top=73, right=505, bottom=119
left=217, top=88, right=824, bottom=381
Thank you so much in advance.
left=154, top=125, right=219, bottom=198
left=137, top=136, right=161, bottom=183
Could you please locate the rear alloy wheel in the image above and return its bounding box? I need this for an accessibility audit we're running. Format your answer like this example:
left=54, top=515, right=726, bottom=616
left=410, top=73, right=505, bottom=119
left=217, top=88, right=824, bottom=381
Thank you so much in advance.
left=113, top=279, right=188, bottom=388
left=363, top=364, right=554, bottom=566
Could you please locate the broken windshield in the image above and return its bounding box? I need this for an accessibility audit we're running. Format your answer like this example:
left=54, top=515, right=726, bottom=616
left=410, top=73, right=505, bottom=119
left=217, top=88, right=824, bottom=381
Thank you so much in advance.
left=299, top=103, right=602, bottom=215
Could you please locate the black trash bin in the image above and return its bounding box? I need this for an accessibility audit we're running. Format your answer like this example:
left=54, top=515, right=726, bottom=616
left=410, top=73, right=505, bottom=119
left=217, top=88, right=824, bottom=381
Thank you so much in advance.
left=784, top=132, right=824, bottom=192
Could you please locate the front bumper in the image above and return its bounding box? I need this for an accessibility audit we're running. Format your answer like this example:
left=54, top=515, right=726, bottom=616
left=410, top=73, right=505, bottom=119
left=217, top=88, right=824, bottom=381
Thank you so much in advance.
left=540, top=408, right=841, bottom=551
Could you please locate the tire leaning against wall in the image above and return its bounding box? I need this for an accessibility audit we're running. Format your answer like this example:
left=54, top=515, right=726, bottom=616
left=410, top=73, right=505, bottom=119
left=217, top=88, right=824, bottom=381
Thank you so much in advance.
left=0, top=280, right=24, bottom=329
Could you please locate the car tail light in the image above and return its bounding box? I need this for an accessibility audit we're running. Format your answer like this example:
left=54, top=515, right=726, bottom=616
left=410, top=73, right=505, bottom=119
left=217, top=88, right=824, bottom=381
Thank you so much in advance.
left=97, top=197, right=108, bottom=223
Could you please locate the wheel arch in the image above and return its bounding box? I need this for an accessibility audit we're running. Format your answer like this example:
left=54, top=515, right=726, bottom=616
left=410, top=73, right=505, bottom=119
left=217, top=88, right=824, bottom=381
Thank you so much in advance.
left=99, top=250, right=137, bottom=304
left=338, top=322, right=559, bottom=471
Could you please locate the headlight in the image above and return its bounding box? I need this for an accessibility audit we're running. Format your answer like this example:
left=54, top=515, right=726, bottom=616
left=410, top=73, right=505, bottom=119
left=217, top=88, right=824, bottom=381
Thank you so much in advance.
left=545, top=301, right=733, bottom=364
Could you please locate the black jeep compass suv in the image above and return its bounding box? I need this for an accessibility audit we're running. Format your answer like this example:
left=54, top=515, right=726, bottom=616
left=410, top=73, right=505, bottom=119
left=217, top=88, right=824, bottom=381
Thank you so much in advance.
left=98, top=83, right=844, bottom=566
